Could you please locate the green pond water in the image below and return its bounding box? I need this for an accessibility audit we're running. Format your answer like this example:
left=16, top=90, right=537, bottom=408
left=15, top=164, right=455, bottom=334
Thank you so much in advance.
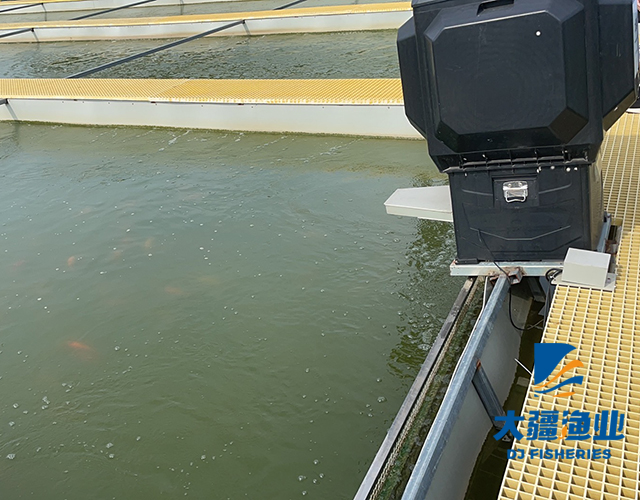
left=0, top=122, right=463, bottom=499
left=0, top=31, right=399, bottom=79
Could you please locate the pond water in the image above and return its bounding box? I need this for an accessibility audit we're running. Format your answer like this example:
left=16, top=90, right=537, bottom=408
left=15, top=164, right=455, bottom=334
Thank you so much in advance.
left=0, top=31, right=399, bottom=79
left=0, top=122, right=462, bottom=499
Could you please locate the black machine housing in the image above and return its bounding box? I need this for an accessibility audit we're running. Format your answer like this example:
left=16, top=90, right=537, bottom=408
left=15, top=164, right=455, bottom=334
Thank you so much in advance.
left=448, top=161, right=603, bottom=263
left=397, top=0, right=639, bottom=263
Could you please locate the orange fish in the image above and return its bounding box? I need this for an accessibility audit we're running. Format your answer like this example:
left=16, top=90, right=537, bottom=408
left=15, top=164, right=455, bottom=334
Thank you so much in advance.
left=67, top=256, right=76, bottom=268
left=11, top=260, right=26, bottom=270
left=66, top=341, right=96, bottom=360
left=110, top=249, right=123, bottom=261
left=164, top=286, right=186, bottom=296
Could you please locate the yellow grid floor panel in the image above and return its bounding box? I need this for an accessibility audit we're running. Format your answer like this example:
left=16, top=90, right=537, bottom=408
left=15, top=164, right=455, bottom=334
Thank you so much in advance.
left=0, top=2, right=411, bottom=29
left=0, top=78, right=404, bottom=105
left=150, top=78, right=404, bottom=104
left=0, top=78, right=188, bottom=100
left=498, top=112, right=640, bottom=499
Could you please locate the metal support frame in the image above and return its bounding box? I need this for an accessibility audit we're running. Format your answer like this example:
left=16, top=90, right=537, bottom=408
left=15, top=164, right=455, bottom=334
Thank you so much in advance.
left=0, top=27, right=33, bottom=40
left=66, top=0, right=312, bottom=78
left=472, top=362, right=506, bottom=430
left=597, top=212, right=612, bottom=253
left=353, top=277, right=477, bottom=500
left=0, top=0, right=160, bottom=36
left=401, top=276, right=509, bottom=500
left=450, top=212, right=613, bottom=278
left=72, top=0, right=158, bottom=20
left=450, top=260, right=564, bottom=278
left=67, top=20, right=246, bottom=78
left=0, top=2, right=43, bottom=14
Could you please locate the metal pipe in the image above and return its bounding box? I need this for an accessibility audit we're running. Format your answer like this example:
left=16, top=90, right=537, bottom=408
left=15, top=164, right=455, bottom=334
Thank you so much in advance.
left=66, top=0, right=311, bottom=79
left=0, top=0, right=159, bottom=38
left=0, top=0, right=309, bottom=44
left=66, top=19, right=245, bottom=79
left=0, top=26, right=33, bottom=39
left=0, top=2, right=43, bottom=14
left=71, top=0, right=159, bottom=20
left=273, top=0, right=310, bottom=10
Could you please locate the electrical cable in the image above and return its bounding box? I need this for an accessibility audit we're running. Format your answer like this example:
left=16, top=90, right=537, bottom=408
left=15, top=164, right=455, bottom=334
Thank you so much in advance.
left=542, top=267, right=562, bottom=323
left=477, top=229, right=526, bottom=331
left=545, top=268, right=562, bottom=283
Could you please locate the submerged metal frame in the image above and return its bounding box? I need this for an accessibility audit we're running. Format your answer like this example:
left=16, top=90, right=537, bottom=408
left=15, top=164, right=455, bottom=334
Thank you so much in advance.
left=353, top=277, right=477, bottom=500
left=401, top=276, right=509, bottom=500
left=472, top=362, right=506, bottom=431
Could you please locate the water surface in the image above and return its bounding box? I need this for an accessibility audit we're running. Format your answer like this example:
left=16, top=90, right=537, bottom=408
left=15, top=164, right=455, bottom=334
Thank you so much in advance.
left=0, top=123, right=461, bottom=499
left=0, top=31, right=399, bottom=79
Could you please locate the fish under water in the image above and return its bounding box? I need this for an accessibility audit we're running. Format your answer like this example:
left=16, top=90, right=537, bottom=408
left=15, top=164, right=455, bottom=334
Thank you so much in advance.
left=65, top=341, right=96, bottom=360
left=164, top=285, right=186, bottom=296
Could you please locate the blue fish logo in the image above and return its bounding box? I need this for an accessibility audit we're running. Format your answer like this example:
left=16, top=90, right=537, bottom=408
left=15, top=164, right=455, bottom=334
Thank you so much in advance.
left=533, top=343, right=584, bottom=398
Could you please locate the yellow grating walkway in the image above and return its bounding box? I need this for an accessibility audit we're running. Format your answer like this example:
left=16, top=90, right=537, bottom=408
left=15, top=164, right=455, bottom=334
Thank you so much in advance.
left=498, top=112, right=640, bottom=499
left=0, top=78, right=404, bottom=105
left=0, top=2, right=410, bottom=30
